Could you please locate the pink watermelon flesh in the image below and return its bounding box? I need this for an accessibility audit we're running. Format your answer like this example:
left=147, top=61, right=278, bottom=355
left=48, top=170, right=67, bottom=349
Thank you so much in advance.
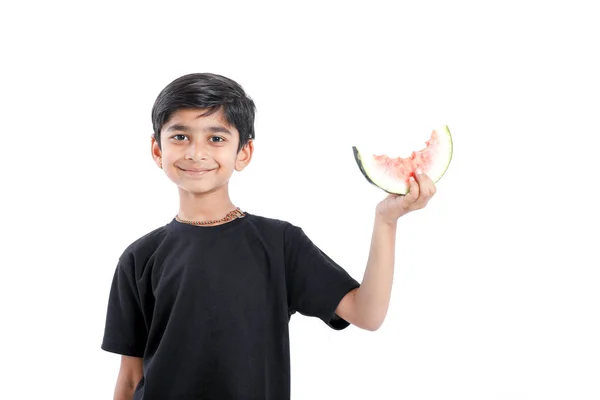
left=353, top=126, right=452, bottom=195
left=373, top=130, right=439, bottom=182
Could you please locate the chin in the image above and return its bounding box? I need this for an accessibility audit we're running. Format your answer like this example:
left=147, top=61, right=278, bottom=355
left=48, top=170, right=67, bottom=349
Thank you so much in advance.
left=178, top=181, right=227, bottom=196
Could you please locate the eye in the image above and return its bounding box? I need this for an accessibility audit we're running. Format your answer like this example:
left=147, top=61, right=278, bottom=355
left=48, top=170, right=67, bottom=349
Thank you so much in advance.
left=172, top=134, right=188, bottom=141
left=209, top=136, right=225, bottom=143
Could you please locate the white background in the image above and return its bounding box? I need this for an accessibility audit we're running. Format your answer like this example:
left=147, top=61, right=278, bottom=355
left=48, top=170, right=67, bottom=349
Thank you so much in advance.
left=1, top=1, right=599, bottom=399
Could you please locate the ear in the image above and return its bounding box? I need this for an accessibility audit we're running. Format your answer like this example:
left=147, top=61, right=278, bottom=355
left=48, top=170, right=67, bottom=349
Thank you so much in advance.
left=150, top=134, right=163, bottom=169
left=235, top=140, right=254, bottom=171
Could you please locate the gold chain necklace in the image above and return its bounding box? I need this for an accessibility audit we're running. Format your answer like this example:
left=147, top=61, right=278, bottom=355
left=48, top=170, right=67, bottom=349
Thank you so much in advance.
left=175, top=207, right=245, bottom=226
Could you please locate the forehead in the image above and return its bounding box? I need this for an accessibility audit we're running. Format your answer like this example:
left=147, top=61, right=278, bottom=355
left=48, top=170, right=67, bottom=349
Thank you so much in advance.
left=163, top=108, right=236, bottom=131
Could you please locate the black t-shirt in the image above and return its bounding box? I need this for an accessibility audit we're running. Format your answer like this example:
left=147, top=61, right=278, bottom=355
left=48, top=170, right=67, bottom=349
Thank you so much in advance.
left=101, top=212, right=361, bottom=399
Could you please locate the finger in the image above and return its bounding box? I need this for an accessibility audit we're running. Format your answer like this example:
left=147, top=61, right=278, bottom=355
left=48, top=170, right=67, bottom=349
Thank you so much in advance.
left=405, top=175, right=419, bottom=204
left=415, top=172, right=436, bottom=196
left=414, top=171, right=436, bottom=206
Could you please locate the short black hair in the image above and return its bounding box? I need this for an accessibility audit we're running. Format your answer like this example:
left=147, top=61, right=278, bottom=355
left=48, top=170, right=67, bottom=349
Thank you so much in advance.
left=151, top=73, right=256, bottom=152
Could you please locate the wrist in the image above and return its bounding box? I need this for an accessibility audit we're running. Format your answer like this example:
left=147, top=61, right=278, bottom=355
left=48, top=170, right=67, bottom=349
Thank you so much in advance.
left=375, top=210, right=399, bottom=228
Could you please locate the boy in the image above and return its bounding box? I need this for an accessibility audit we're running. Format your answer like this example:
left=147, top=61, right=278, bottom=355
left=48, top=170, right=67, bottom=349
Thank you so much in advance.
left=101, top=72, right=436, bottom=400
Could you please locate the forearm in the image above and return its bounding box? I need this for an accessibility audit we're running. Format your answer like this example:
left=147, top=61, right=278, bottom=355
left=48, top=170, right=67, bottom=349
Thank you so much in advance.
left=113, top=377, right=139, bottom=400
left=354, top=212, right=398, bottom=330
left=114, top=387, right=134, bottom=400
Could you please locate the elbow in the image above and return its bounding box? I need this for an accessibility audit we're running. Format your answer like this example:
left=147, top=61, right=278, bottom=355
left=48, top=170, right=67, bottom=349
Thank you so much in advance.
left=355, top=304, right=387, bottom=331
left=362, top=315, right=385, bottom=331
left=366, top=322, right=383, bottom=332
left=337, top=289, right=387, bottom=331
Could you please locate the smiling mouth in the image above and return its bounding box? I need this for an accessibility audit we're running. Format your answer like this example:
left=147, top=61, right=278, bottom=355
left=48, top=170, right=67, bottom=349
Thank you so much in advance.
left=178, top=167, right=215, bottom=175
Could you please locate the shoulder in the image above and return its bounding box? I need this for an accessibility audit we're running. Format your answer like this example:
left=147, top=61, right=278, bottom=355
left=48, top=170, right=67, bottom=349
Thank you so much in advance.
left=243, top=212, right=313, bottom=250
left=242, top=212, right=310, bottom=248
left=117, top=224, right=170, bottom=269
left=244, top=212, right=298, bottom=235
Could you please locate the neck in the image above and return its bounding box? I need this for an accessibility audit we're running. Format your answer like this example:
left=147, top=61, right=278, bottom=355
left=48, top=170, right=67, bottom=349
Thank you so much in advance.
left=177, top=186, right=237, bottom=222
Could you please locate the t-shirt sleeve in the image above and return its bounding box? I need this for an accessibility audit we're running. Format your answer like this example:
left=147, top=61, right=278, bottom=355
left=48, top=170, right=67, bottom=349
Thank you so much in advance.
left=101, top=258, right=147, bottom=357
left=284, top=224, right=361, bottom=330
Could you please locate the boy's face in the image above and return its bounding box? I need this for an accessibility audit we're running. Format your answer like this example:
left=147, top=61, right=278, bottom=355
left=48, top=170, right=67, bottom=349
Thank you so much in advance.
left=151, top=107, right=253, bottom=196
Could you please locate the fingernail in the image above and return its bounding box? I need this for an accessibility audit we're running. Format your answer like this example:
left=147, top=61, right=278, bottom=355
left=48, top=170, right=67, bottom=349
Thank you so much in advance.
left=416, top=168, right=422, bottom=175
left=410, top=176, right=415, bottom=181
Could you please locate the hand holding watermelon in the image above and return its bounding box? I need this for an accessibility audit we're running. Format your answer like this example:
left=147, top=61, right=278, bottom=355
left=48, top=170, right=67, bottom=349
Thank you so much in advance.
left=344, top=127, right=451, bottom=331
left=353, top=125, right=452, bottom=222
left=353, top=125, right=453, bottom=196
left=375, top=170, right=437, bottom=223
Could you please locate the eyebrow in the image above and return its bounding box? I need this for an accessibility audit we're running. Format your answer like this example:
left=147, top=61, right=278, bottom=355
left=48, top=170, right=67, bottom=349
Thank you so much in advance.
left=165, top=124, right=232, bottom=135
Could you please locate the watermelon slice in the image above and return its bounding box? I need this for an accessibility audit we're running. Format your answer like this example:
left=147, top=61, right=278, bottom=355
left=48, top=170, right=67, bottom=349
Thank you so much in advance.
left=352, top=125, right=453, bottom=195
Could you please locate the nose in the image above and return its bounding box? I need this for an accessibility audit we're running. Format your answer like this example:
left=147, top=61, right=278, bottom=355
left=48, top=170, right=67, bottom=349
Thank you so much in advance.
left=185, top=140, right=210, bottom=161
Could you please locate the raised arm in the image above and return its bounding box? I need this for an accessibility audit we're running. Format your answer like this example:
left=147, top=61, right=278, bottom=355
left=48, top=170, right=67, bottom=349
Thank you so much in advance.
left=336, top=171, right=437, bottom=330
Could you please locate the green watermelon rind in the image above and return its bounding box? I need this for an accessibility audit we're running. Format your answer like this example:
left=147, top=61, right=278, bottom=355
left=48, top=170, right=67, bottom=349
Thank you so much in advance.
left=352, top=125, right=453, bottom=196
left=352, top=146, right=401, bottom=195
left=430, top=125, right=453, bottom=183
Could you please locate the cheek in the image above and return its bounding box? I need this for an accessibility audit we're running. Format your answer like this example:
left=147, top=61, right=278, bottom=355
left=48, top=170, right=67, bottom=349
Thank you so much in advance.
left=219, top=150, right=241, bottom=169
left=220, top=158, right=237, bottom=171
left=163, top=156, right=176, bottom=169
